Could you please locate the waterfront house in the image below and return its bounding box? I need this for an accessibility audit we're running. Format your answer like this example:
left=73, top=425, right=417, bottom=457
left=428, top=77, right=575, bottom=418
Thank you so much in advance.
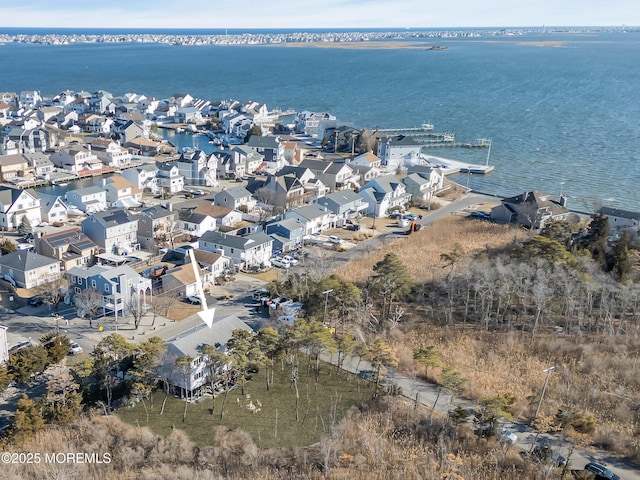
left=19, top=91, right=42, bottom=110
left=0, top=186, right=41, bottom=231
left=265, top=218, right=305, bottom=252
left=199, top=231, right=273, bottom=269
left=401, top=168, right=444, bottom=204
left=324, top=125, right=361, bottom=153
left=178, top=210, right=217, bottom=238
left=66, top=186, right=107, bottom=214
left=23, top=152, right=54, bottom=177
left=156, top=162, right=185, bottom=194
left=161, top=315, right=253, bottom=396
left=35, top=228, right=97, bottom=271
left=285, top=204, right=336, bottom=235
left=88, top=138, right=132, bottom=169
left=0, top=251, right=61, bottom=289
left=316, top=190, right=369, bottom=225
left=175, top=149, right=217, bottom=187
left=376, top=135, right=422, bottom=173
left=599, top=207, right=640, bottom=234
left=491, top=191, right=571, bottom=229
left=103, top=176, right=143, bottom=208
left=66, top=264, right=151, bottom=321
left=49, top=145, right=102, bottom=174
left=124, top=137, right=168, bottom=157
left=214, top=187, right=255, bottom=211
left=0, top=154, right=34, bottom=182
left=174, top=106, right=203, bottom=124
left=113, top=120, right=145, bottom=144
left=137, top=204, right=179, bottom=251
left=359, top=174, right=411, bottom=217
left=37, top=192, right=68, bottom=224
left=122, top=163, right=159, bottom=192
left=161, top=263, right=213, bottom=298
left=294, top=111, right=338, bottom=137
left=81, top=208, right=139, bottom=254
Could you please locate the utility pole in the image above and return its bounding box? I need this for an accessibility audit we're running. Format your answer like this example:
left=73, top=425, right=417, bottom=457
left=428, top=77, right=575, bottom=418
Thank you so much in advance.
left=322, top=289, right=333, bottom=327
left=534, top=366, right=555, bottom=420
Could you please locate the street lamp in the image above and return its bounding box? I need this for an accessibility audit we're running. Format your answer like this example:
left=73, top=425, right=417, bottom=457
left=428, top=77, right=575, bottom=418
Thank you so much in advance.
left=322, top=289, right=333, bottom=327
left=533, top=366, right=555, bottom=420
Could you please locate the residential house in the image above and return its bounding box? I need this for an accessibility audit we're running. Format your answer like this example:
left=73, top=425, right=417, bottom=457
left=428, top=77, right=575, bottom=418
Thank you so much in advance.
left=265, top=218, right=305, bottom=252
left=401, top=167, right=444, bottom=204
left=161, top=315, right=253, bottom=395
left=191, top=249, right=234, bottom=280
left=124, top=137, right=169, bottom=157
left=78, top=114, right=113, bottom=135
left=490, top=191, right=571, bottom=229
left=199, top=231, right=273, bottom=269
left=246, top=174, right=306, bottom=209
left=275, top=165, right=329, bottom=200
left=0, top=187, right=41, bottom=230
left=23, top=152, right=55, bottom=177
left=0, top=154, right=34, bottom=182
left=1, top=126, right=48, bottom=153
left=81, top=208, right=139, bottom=254
left=376, top=135, right=422, bottom=173
left=37, top=192, right=68, bottom=224
left=246, top=135, right=285, bottom=171
left=174, top=106, right=203, bottom=124
left=66, top=264, right=151, bottom=321
left=324, top=125, right=361, bottom=153
left=600, top=207, right=640, bottom=233
left=66, top=186, right=107, bottom=214
left=122, top=163, right=159, bottom=192
left=178, top=210, right=217, bottom=238
left=231, top=145, right=263, bottom=175
left=351, top=151, right=382, bottom=169
left=359, top=174, right=411, bottom=217
left=316, top=190, right=369, bottom=225
left=161, top=263, right=213, bottom=298
left=103, top=176, right=143, bottom=208
left=215, top=150, right=246, bottom=180
left=285, top=204, right=336, bottom=235
left=89, top=139, right=132, bottom=169
left=19, top=91, right=42, bottom=109
left=156, top=162, right=185, bottom=194
left=294, top=111, right=337, bottom=137
left=214, top=187, right=255, bottom=212
left=113, top=120, right=145, bottom=144
left=49, top=146, right=102, bottom=174
left=0, top=251, right=61, bottom=289
left=194, top=203, right=243, bottom=229
left=137, top=204, right=179, bottom=251
left=351, top=164, right=381, bottom=185
left=35, top=228, right=97, bottom=271
left=175, top=149, right=218, bottom=187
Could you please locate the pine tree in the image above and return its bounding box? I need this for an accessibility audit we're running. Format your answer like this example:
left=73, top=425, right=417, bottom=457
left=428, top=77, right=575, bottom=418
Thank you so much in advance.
left=13, top=394, right=45, bottom=442
left=17, top=216, right=33, bottom=236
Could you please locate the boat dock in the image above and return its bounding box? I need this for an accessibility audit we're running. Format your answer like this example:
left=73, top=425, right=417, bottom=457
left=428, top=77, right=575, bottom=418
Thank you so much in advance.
left=421, top=153, right=495, bottom=175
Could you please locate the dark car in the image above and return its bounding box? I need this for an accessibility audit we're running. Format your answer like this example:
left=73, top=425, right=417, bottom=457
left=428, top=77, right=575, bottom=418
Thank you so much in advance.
left=345, top=224, right=361, bottom=231
left=520, top=445, right=567, bottom=467
left=28, top=296, right=45, bottom=307
left=584, top=462, right=621, bottom=480
left=469, top=211, right=491, bottom=220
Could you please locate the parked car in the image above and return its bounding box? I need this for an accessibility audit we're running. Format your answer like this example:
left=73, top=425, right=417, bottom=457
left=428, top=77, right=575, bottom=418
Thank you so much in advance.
left=282, top=255, right=298, bottom=266
left=469, top=210, right=491, bottom=220
left=584, top=462, right=620, bottom=480
left=328, top=235, right=342, bottom=244
left=345, top=224, right=361, bottom=231
left=520, top=445, right=567, bottom=467
left=388, top=212, right=403, bottom=219
left=28, top=296, right=45, bottom=307
left=252, top=288, right=270, bottom=301
left=271, top=257, right=291, bottom=269
left=185, top=295, right=202, bottom=305
left=500, top=428, right=518, bottom=445
left=69, top=341, right=83, bottom=355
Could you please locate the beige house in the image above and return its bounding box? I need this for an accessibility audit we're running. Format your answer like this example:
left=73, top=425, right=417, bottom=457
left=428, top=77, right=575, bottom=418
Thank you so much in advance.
left=0, top=154, right=34, bottom=182
left=0, top=251, right=61, bottom=289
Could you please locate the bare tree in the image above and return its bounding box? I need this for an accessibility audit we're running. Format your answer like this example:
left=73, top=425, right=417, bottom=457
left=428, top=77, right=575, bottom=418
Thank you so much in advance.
left=125, top=292, right=147, bottom=329
left=34, top=275, right=69, bottom=313
left=74, top=288, right=103, bottom=327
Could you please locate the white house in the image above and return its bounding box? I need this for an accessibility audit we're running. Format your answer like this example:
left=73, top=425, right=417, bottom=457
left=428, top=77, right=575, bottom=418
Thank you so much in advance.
left=156, top=163, right=185, bottom=194
left=122, top=163, right=159, bottom=192
left=359, top=174, right=411, bottom=217
left=50, top=146, right=102, bottom=174
left=66, top=186, right=107, bottom=214
left=37, top=192, right=68, bottom=224
left=0, top=187, right=41, bottom=230
left=199, top=231, right=273, bottom=269
left=376, top=135, right=422, bottom=173
left=284, top=204, right=336, bottom=235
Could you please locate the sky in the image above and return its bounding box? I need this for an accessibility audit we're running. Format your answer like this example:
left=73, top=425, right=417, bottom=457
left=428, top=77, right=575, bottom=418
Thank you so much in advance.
left=0, top=0, right=637, bottom=29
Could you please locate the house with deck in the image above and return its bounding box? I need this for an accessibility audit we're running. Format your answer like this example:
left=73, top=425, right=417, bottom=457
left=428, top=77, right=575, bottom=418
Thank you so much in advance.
left=316, top=190, right=369, bottom=225
left=66, top=186, right=107, bottom=214
left=199, top=231, right=273, bottom=269
left=81, top=208, right=139, bottom=254
left=491, top=191, right=571, bottom=229
left=358, top=174, right=411, bottom=217
left=35, top=228, right=97, bottom=271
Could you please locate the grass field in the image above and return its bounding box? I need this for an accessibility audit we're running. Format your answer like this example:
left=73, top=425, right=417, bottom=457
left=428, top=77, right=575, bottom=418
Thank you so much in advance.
left=117, top=359, right=375, bottom=448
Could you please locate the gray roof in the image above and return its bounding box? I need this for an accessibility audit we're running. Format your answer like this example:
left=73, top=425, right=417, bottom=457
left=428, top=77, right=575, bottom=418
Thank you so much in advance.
left=269, top=218, right=305, bottom=231
left=0, top=251, right=59, bottom=271
left=247, top=135, right=280, bottom=149
left=167, top=315, right=253, bottom=357
left=321, top=189, right=362, bottom=205
left=216, top=186, right=252, bottom=200
left=85, top=208, right=137, bottom=228
left=0, top=186, right=36, bottom=206
left=289, top=204, right=330, bottom=220
left=200, top=231, right=272, bottom=250
left=178, top=210, right=209, bottom=224
left=600, top=207, right=640, bottom=221
left=362, top=174, right=403, bottom=194
left=140, top=205, right=174, bottom=220
left=67, top=185, right=104, bottom=196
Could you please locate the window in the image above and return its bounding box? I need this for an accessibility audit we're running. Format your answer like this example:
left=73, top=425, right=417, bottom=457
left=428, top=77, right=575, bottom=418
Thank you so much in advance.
left=91, top=280, right=96, bottom=288
left=75, top=287, right=80, bottom=293
left=105, top=284, right=110, bottom=292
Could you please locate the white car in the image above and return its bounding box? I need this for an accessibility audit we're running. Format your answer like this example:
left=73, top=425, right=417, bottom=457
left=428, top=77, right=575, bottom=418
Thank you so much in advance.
left=69, top=342, right=83, bottom=355
left=501, top=428, right=518, bottom=445
left=271, top=257, right=291, bottom=268
left=328, top=235, right=342, bottom=244
left=282, top=255, right=298, bottom=266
